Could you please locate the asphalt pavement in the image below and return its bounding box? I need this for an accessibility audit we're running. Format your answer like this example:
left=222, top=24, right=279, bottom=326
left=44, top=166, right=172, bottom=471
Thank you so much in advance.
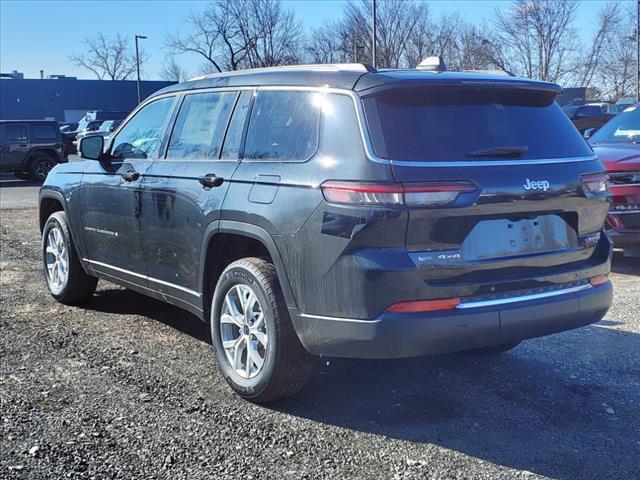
left=0, top=156, right=80, bottom=210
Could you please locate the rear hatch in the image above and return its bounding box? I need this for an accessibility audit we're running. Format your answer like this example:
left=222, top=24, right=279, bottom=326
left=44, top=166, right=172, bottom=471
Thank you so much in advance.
left=361, top=84, right=611, bottom=297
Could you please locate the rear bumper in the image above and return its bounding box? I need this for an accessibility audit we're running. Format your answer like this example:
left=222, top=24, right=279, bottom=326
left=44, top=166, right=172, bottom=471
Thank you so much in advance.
left=289, top=282, right=612, bottom=359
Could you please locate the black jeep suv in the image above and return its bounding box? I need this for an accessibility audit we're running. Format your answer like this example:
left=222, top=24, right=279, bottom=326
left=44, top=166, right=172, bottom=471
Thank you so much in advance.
left=1, top=120, right=67, bottom=180
left=39, top=64, right=613, bottom=402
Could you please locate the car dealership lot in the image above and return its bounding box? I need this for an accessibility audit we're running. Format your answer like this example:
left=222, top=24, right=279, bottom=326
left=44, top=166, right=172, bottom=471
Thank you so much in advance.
left=1, top=208, right=639, bottom=480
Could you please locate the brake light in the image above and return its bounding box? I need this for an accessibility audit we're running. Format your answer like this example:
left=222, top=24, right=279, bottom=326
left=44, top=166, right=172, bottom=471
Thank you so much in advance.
left=321, top=181, right=476, bottom=206
left=590, top=275, right=609, bottom=286
left=581, top=172, right=609, bottom=196
left=386, top=297, right=460, bottom=313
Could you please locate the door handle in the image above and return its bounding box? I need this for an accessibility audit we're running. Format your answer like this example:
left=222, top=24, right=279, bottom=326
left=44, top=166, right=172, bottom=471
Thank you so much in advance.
left=199, top=173, right=224, bottom=188
left=121, top=170, right=140, bottom=182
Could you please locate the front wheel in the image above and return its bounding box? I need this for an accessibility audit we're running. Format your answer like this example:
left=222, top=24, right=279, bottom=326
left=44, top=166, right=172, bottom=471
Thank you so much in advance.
left=42, top=211, right=98, bottom=304
left=211, top=258, right=312, bottom=403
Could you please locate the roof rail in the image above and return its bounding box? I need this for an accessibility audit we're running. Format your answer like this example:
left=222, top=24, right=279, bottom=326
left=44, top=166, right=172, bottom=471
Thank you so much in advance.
left=461, top=69, right=515, bottom=77
left=190, top=63, right=376, bottom=81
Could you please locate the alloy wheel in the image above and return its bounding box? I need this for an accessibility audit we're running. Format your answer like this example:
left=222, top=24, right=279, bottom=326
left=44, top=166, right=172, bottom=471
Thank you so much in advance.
left=45, top=226, right=68, bottom=292
left=220, top=284, right=268, bottom=379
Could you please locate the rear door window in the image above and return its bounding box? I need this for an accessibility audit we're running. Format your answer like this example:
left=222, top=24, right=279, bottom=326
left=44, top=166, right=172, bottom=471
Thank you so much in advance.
left=5, top=124, right=28, bottom=142
left=167, top=91, right=237, bottom=160
left=31, top=124, right=58, bottom=141
left=362, top=87, right=593, bottom=162
left=243, top=91, right=320, bottom=161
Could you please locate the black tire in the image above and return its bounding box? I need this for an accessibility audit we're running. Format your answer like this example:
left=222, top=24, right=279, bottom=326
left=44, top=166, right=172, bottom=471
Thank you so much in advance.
left=29, top=154, right=56, bottom=181
left=211, top=257, right=312, bottom=403
left=464, top=341, right=521, bottom=356
left=42, top=211, right=98, bottom=304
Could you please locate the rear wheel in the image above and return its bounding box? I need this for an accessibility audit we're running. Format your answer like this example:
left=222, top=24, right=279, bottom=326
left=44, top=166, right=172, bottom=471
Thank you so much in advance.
left=29, top=154, right=56, bottom=181
left=211, top=257, right=312, bottom=403
left=464, top=341, right=521, bottom=356
left=42, top=211, right=98, bottom=304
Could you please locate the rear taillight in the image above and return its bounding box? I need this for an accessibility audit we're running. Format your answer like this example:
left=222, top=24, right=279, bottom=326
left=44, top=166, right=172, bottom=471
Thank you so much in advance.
left=386, top=297, right=461, bottom=313
left=321, top=181, right=476, bottom=207
left=590, top=275, right=609, bottom=286
left=581, top=172, right=609, bottom=196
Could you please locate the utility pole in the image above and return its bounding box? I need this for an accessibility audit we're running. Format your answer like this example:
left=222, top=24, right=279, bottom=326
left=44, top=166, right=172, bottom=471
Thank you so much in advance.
left=372, top=0, right=377, bottom=68
left=135, top=35, right=147, bottom=105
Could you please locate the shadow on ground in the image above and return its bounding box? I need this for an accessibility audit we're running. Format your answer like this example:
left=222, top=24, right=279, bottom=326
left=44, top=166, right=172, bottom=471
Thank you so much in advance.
left=77, top=280, right=639, bottom=480
left=80, top=288, right=211, bottom=344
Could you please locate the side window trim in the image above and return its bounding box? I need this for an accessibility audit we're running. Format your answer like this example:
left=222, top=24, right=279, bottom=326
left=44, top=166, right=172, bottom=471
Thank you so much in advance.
left=159, top=93, right=186, bottom=160
left=217, top=90, right=243, bottom=160
left=235, top=89, right=256, bottom=161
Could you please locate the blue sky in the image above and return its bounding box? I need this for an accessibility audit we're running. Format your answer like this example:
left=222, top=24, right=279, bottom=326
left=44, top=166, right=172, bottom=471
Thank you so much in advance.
left=0, top=0, right=625, bottom=80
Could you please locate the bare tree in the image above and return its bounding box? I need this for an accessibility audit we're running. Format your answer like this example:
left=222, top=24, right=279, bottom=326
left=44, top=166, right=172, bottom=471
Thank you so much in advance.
left=160, top=56, right=188, bottom=82
left=167, top=0, right=302, bottom=73
left=69, top=33, right=146, bottom=80
left=576, top=2, right=622, bottom=89
left=306, top=22, right=344, bottom=63
left=493, top=0, right=578, bottom=82
left=595, top=2, right=638, bottom=101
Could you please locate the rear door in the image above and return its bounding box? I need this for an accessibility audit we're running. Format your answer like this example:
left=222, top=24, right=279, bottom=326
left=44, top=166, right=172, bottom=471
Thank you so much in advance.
left=138, top=89, right=251, bottom=306
left=360, top=86, right=610, bottom=294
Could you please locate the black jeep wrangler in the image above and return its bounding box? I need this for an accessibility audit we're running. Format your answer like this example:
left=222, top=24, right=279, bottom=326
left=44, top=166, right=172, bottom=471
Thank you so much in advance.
left=1, top=120, right=67, bottom=181
left=39, top=64, right=613, bottom=402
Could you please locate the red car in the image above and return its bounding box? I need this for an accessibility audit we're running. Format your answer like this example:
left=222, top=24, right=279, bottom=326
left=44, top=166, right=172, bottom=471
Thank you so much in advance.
left=588, top=103, right=640, bottom=257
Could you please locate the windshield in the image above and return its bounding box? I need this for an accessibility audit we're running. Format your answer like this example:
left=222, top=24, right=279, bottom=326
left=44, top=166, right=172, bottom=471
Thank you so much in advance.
left=362, top=87, right=592, bottom=162
left=590, top=105, right=640, bottom=145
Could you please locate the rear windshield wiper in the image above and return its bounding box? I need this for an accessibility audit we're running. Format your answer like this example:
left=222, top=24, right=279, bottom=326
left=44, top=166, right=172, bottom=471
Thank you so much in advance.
left=466, top=146, right=529, bottom=158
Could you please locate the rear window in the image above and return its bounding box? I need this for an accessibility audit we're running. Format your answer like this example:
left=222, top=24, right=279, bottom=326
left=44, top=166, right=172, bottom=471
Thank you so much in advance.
left=362, top=87, right=592, bottom=162
left=31, top=124, right=58, bottom=140
left=244, top=91, right=320, bottom=161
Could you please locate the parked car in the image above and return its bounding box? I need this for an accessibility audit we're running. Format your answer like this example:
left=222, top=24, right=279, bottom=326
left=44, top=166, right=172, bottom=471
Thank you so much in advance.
left=587, top=104, right=640, bottom=257
left=0, top=120, right=67, bottom=180
left=563, top=105, right=615, bottom=133
left=75, top=120, right=123, bottom=152
left=39, top=63, right=613, bottom=402
left=64, top=112, right=129, bottom=153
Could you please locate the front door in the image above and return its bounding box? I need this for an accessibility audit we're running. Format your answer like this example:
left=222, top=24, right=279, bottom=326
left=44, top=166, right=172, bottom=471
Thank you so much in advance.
left=1, top=123, right=30, bottom=170
left=139, top=90, right=251, bottom=308
left=79, top=96, right=177, bottom=286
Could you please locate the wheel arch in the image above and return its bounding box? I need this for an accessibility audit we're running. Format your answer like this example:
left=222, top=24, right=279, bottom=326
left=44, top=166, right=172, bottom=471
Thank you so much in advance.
left=199, top=221, right=298, bottom=318
left=39, top=190, right=66, bottom=233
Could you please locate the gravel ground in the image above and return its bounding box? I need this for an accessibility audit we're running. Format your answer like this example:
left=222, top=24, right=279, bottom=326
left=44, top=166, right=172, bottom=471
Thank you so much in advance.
left=1, top=208, right=639, bottom=480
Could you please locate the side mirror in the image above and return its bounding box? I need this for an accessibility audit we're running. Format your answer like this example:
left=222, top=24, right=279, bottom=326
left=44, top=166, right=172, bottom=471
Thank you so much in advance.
left=583, top=128, right=596, bottom=140
left=79, top=135, right=104, bottom=160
